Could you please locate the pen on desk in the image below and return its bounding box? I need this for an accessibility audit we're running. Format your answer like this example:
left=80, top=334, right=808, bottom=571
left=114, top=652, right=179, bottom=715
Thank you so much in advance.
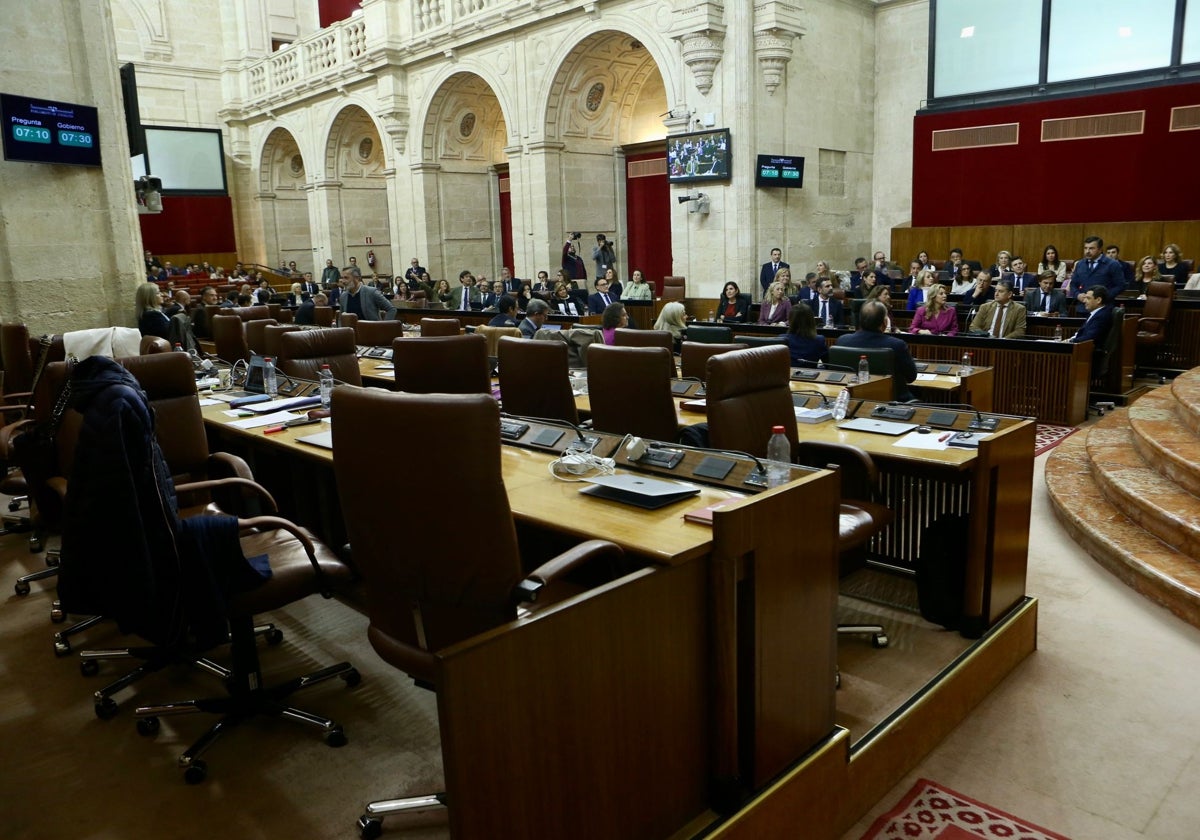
left=263, top=424, right=287, bottom=434
left=938, top=432, right=952, bottom=443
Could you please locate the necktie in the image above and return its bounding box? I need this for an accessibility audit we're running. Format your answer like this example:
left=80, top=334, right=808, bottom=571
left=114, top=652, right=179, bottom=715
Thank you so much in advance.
left=602, top=294, right=610, bottom=306
left=1089, top=260, right=1096, bottom=271
left=991, top=304, right=1006, bottom=337
left=1044, top=294, right=1050, bottom=312
left=772, top=262, right=778, bottom=273
left=820, top=301, right=827, bottom=323
left=463, top=289, right=469, bottom=309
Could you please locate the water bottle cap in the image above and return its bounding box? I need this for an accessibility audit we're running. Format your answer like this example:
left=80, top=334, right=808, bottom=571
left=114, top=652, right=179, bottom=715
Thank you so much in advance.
left=264, top=357, right=272, bottom=362
left=771, top=425, right=786, bottom=434
left=321, top=364, right=330, bottom=369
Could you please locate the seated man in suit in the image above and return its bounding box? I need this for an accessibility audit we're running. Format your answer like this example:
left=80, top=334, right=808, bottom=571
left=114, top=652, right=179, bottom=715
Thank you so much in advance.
left=1105, top=245, right=1135, bottom=290
left=1026, top=271, right=1067, bottom=316
left=453, top=270, right=483, bottom=311
left=480, top=281, right=500, bottom=311
left=806, top=278, right=845, bottom=327
left=295, top=292, right=327, bottom=326
left=835, top=300, right=917, bottom=401
left=969, top=279, right=1026, bottom=338
left=1008, top=257, right=1036, bottom=297
left=588, top=276, right=619, bottom=314
left=790, top=272, right=820, bottom=305
left=520, top=299, right=550, bottom=337
left=487, top=295, right=519, bottom=327
left=1069, top=285, right=1114, bottom=347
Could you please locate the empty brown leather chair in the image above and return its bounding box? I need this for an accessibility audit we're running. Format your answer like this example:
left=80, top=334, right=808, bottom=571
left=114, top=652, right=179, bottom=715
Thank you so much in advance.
left=330, top=385, right=621, bottom=837
left=392, top=334, right=489, bottom=394
left=338, top=312, right=359, bottom=330
left=661, top=276, right=686, bottom=300
left=1, top=323, right=35, bottom=403
left=244, top=318, right=278, bottom=356
left=314, top=306, right=334, bottom=327
left=211, top=314, right=250, bottom=364
left=586, top=344, right=678, bottom=442
left=276, top=307, right=294, bottom=324
left=278, top=327, right=362, bottom=385
left=262, top=324, right=301, bottom=360
left=474, top=325, right=522, bottom=357
left=680, top=340, right=747, bottom=381
left=613, top=328, right=673, bottom=351
left=705, top=345, right=797, bottom=459
left=230, top=305, right=271, bottom=322
left=497, top=336, right=579, bottom=424
left=138, top=336, right=172, bottom=355
left=420, top=317, right=460, bottom=336
left=1136, top=280, right=1174, bottom=370
left=355, top=320, right=406, bottom=347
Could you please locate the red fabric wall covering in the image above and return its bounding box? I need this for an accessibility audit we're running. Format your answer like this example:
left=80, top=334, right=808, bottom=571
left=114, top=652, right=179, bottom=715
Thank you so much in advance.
left=624, top=151, right=672, bottom=295
left=498, top=173, right=515, bottom=276
left=139, top=195, right=237, bottom=254
left=912, top=81, right=1200, bottom=227
left=318, top=0, right=361, bottom=28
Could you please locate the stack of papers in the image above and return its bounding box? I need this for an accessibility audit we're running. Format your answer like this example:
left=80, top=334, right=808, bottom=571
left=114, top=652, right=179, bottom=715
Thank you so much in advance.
left=794, top=406, right=833, bottom=424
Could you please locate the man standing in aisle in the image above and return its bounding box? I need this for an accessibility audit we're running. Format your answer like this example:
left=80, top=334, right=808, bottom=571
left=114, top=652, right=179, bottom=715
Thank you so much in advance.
left=592, top=234, right=616, bottom=281
left=340, top=266, right=396, bottom=321
left=1067, top=236, right=1126, bottom=303
left=759, top=248, right=789, bottom=299
left=321, top=258, right=341, bottom=286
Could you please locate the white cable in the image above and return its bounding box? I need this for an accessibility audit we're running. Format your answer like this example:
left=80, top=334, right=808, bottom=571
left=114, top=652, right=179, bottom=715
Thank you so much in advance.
left=547, top=448, right=617, bottom=482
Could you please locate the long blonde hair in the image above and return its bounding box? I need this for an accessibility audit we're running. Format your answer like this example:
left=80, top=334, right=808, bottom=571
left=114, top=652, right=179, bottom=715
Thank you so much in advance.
left=654, top=301, right=688, bottom=336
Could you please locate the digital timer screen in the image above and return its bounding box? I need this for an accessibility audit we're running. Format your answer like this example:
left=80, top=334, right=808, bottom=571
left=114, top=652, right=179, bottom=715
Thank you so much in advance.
left=755, top=154, right=804, bottom=189
left=1, top=92, right=101, bottom=167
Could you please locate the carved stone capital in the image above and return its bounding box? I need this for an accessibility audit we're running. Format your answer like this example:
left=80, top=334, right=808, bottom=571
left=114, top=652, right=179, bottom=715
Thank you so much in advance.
left=377, top=110, right=410, bottom=156
left=676, top=31, right=725, bottom=96
left=754, top=30, right=798, bottom=96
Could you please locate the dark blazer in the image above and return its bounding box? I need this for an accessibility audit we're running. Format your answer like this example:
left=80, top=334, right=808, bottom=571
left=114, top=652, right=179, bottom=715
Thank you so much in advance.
left=1025, top=288, right=1067, bottom=316
left=791, top=286, right=817, bottom=305
left=1071, top=305, right=1115, bottom=347
left=1068, top=255, right=1126, bottom=300
left=299, top=280, right=320, bottom=297
left=715, top=294, right=751, bottom=323
left=1008, top=272, right=1036, bottom=295
left=553, top=297, right=585, bottom=317
left=759, top=260, right=790, bottom=293
left=806, top=296, right=845, bottom=327
left=834, top=330, right=917, bottom=400
left=588, top=291, right=619, bottom=314
left=479, top=291, right=499, bottom=310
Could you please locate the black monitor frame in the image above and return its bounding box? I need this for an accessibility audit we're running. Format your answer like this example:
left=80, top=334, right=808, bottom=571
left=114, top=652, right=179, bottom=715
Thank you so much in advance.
left=667, top=127, right=732, bottom=185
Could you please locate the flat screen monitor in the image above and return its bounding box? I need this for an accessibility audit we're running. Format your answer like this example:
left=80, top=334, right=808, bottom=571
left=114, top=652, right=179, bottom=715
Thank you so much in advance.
left=755, top=154, right=804, bottom=188
left=1, top=92, right=101, bottom=167
left=667, top=128, right=731, bottom=185
left=143, top=126, right=227, bottom=194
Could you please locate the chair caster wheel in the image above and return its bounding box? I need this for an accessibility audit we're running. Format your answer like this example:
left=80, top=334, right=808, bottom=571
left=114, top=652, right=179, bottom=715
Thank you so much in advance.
left=183, top=759, right=208, bottom=785
left=50, top=605, right=65, bottom=622
left=14, top=581, right=30, bottom=597
left=9, top=500, right=20, bottom=511
left=325, top=726, right=348, bottom=748
left=54, top=639, right=72, bottom=657
left=342, top=668, right=362, bottom=688
left=264, top=628, right=284, bottom=646
left=872, top=634, right=889, bottom=649
left=28, top=537, right=43, bottom=553
left=80, top=659, right=99, bottom=676
left=136, top=717, right=160, bottom=737
left=358, top=816, right=383, bottom=840
left=95, top=698, right=119, bottom=720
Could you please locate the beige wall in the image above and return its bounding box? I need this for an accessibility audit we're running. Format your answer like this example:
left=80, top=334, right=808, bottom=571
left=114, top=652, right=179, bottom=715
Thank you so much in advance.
left=0, top=0, right=141, bottom=335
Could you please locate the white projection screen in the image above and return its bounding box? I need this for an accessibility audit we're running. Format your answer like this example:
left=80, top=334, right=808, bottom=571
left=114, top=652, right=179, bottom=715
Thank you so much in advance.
left=143, top=126, right=227, bottom=193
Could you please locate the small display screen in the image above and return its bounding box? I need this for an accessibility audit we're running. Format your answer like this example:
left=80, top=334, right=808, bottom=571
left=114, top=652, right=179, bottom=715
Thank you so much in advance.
left=755, top=154, right=804, bottom=189
left=1, top=92, right=101, bottom=167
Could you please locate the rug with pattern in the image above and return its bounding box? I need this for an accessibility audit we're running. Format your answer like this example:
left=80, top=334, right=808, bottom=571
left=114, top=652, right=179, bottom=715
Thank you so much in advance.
left=859, top=778, right=1071, bottom=839
left=1035, top=424, right=1077, bottom=457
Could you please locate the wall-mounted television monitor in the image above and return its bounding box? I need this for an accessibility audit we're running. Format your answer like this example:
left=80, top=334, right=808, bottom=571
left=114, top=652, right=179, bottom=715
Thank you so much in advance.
left=755, top=154, right=804, bottom=188
left=667, top=128, right=731, bottom=185
left=135, top=126, right=227, bottom=194
left=1, top=92, right=101, bottom=167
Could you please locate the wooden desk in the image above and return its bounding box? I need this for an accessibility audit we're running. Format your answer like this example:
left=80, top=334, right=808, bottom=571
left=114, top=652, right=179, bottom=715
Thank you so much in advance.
left=200, top=400, right=841, bottom=837
left=910, top=364, right=995, bottom=411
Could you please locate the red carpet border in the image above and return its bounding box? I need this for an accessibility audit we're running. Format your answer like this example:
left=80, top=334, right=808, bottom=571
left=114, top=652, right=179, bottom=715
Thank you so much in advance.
left=859, top=778, right=1071, bottom=840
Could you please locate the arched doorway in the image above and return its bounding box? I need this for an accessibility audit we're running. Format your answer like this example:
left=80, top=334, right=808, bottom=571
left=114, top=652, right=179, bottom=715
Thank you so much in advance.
left=258, top=127, right=312, bottom=272
left=323, top=105, right=391, bottom=276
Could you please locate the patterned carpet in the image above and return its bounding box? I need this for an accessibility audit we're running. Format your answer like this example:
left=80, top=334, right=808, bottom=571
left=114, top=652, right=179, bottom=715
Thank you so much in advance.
left=1035, top=423, right=1077, bottom=456
left=859, top=778, right=1071, bottom=839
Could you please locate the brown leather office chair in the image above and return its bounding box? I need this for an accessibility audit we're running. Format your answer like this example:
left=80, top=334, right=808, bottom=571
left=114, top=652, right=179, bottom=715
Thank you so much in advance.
left=1, top=323, right=36, bottom=404
left=680, top=340, right=747, bottom=381
left=474, top=325, right=522, bottom=357
left=211, top=314, right=250, bottom=364
left=339, top=312, right=359, bottom=329
left=278, top=327, right=362, bottom=385
left=230, top=305, right=271, bottom=322
left=1136, top=280, right=1174, bottom=373
left=262, top=324, right=301, bottom=360
left=662, top=276, right=686, bottom=300
left=276, top=307, right=295, bottom=324
left=138, top=336, right=172, bottom=354
left=420, top=317, right=460, bottom=336
left=685, top=324, right=734, bottom=344
left=497, top=336, right=579, bottom=424
left=392, top=334, right=490, bottom=394
left=586, top=344, right=678, bottom=442
left=244, top=318, right=278, bottom=356
left=613, top=328, right=673, bottom=351
left=314, top=306, right=334, bottom=327
left=355, top=320, right=406, bottom=347
left=329, top=386, right=621, bottom=837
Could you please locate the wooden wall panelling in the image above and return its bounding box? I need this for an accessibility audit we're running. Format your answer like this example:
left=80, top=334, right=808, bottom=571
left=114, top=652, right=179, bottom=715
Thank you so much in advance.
left=1160, top=221, right=1200, bottom=262
left=1092, top=221, right=1161, bottom=262
left=949, top=225, right=1014, bottom=267
left=1013, top=224, right=1082, bottom=268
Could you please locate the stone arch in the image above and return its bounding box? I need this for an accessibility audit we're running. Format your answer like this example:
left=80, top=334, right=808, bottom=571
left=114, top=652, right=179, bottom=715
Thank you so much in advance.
left=256, top=125, right=313, bottom=271
left=419, top=71, right=511, bottom=166
left=259, top=126, right=306, bottom=194
left=322, top=104, right=393, bottom=274
left=324, top=104, right=389, bottom=180
left=109, top=0, right=173, bottom=61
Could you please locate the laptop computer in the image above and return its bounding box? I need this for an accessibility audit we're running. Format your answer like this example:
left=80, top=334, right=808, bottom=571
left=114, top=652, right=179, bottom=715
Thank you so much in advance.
left=838, top=417, right=919, bottom=436
left=579, top=474, right=701, bottom=510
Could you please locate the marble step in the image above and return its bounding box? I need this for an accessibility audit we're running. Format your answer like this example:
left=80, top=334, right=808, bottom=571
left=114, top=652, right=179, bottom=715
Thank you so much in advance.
left=1173, top=369, right=1200, bottom=438
left=1047, top=430, right=1200, bottom=629
left=1086, top=417, right=1200, bottom=561
left=1129, top=384, right=1200, bottom=499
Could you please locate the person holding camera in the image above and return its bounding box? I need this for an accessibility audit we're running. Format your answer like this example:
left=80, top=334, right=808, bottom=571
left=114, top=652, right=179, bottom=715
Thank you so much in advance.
left=562, top=232, right=587, bottom=283
left=592, top=234, right=616, bottom=280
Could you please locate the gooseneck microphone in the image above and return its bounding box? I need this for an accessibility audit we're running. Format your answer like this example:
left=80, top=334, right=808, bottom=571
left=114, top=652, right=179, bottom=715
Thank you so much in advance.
left=791, top=389, right=830, bottom=407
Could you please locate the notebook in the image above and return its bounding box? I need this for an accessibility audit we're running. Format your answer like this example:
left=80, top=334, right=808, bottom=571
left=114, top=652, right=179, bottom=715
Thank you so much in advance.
left=837, top=417, right=918, bottom=436
left=579, top=474, right=701, bottom=509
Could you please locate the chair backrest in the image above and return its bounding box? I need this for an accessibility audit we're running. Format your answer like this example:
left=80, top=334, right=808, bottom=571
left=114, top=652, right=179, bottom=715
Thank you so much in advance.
left=738, top=335, right=786, bottom=350
left=680, top=341, right=747, bottom=381
left=314, top=306, right=334, bottom=327
left=1141, top=280, right=1174, bottom=325
left=338, top=312, right=359, bottom=329
left=331, top=387, right=524, bottom=655
left=278, top=327, right=362, bottom=385
left=662, top=276, right=686, bottom=300
left=475, top=325, right=523, bottom=357
left=231, top=305, right=270, bottom=322
left=420, top=317, right=461, bottom=336
left=138, top=336, right=173, bottom=354
left=211, top=314, right=250, bottom=364
left=829, top=345, right=894, bottom=376
left=276, top=307, right=295, bottom=324
left=392, top=334, right=490, bottom=394
left=1093, top=306, right=1125, bottom=380
left=0, top=323, right=33, bottom=395
left=118, top=352, right=210, bottom=480
left=613, top=328, right=673, bottom=351
left=496, top=337, right=579, bottom=425
left=263, top=324, right=301, bottom=359
left=686, top=324, right=734, bottom=344
left=586, top=344, right=678, bottom=442
left=244, top=318, right=278, bottom=356
left=705, top=345, right=797, bottom=459
left=355, top=320, right=407, bottom=347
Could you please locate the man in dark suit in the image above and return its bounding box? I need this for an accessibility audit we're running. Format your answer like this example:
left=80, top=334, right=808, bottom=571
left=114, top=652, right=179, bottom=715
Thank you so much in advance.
left=1105, top=245, right=1135, bottom=290
left=453, top=270, right=483, bottom=311
left=1070, top=285, right=1114, bottom=347
left=498, top=266, right=523, bottom=294
left=298, top=272, right=320, bottom=298
left=759, top=248, right=789, bottom=298
left=588, top=277, right=618, bottom=314
left=1067, top=236, right=1126, bottom=302
left=806, top=278, right=845, bottom=327
left=404, top=257, right=427, bottom=284
left=790, top=272, right=819, bottom=306
left=1007, top=257, right=1036, bottom=297
left=835, top=300, right=917, bottom=400
left=1025, top=271, right=1067, bottom=316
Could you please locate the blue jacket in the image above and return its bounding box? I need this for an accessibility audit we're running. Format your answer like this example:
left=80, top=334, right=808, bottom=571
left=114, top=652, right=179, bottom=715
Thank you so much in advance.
left=1071, top=305, right=1115, bottom=347
left=1068, top=255, right=1126, bottom=300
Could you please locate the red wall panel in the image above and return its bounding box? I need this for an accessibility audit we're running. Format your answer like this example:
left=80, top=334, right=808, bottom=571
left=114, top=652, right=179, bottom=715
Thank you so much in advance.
left=913, top=82, right=1200, bottom=227
left=498, top=173, right=514, bottom=276
left=139, top=195, right=237, bottom=255
left=624, top=152, right=672, bottom=295
left=318, top=0, right=361, bottom=28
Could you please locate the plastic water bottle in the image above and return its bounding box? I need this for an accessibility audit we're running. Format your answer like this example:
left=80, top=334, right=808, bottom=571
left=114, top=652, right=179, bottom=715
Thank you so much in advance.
left=960, top=351, right=974, bottom=376
left=766, top=425, right=791, bottom=488
left=817, top=358, right=825, bottom=369
left=857, top=354, right=870, bottom=383
left=1053, top=323, right=1063, bottom=341
left=833, top=388, right=850, bottom=420
left=173, top=342, right=185, bottom=353
left=319, top=364, right=334, bottom=409
left=263, top=356, right=278, bottom=397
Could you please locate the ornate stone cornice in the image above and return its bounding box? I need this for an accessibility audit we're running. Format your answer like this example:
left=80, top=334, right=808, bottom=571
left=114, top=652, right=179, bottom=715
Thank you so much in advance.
left=671, top=2, right=726, bottom=96
left=754, top=2, right=806, bottom=95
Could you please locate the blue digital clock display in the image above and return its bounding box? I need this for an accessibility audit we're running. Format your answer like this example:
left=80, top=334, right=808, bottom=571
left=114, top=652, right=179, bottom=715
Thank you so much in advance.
left=1, top=92, right=101, bottom=167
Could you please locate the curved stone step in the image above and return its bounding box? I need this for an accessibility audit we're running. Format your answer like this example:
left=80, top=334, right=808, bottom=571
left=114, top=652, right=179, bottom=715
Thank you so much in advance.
left=1086, top=417, right=1200, bottom=561
left=1047, top=431, right=1200, bottom=629
left=1129, top=384, right=1200, bottom=499
left=1172, top=368, right=1200, bottom=438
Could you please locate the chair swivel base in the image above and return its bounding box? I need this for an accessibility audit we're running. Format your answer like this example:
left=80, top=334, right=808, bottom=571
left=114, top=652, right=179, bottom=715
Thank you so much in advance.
left=359, top=793, right=447, bottom=840
left=838, top=622, right=888, bottom=648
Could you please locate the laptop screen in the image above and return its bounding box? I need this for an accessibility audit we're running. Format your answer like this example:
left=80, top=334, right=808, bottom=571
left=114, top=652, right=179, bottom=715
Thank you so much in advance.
left=244, top=355, right=266, bottom=393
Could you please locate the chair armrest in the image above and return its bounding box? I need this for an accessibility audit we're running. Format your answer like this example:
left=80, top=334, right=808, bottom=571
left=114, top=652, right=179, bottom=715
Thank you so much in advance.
left=2, top=391, right=33, bottom=406
left=174, top=477, right=279, bottom=514
left=237, top=515, right=332, bottom=597
left=517, top=539, right=623, bottom=603
left=0, top=418, right=34, bottom=454
left=206, top=451, right=255, bottom=480
left=1136, top=316, right=1165, bottom=331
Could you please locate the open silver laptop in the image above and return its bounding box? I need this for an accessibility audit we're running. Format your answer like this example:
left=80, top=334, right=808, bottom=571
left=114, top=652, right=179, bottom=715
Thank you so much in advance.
left=837, top=417, right=918, bottom=436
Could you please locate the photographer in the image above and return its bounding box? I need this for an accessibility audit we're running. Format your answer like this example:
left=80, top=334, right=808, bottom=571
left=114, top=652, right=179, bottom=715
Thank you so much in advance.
left=562, top=232, right=587, bottom=283
left=592, top=233, right=616, bottom=281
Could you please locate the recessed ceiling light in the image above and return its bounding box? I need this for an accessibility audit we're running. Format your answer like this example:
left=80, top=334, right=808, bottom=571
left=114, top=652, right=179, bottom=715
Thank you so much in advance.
left=961, top=26, right=975, bottom=38
left=1117, top=26, right=1132, bottom=37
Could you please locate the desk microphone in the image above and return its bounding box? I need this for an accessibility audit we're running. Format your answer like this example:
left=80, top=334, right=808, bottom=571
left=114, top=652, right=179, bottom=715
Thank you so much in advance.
left=894, top=400, right=1000, bottom=432
left=636, top=436, right=770, bottom=486
left=791, top=389, right=830, bottom=407
left=500, top=412, right=598, bottom=450
left=812, top=361, right=858, bottom=374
